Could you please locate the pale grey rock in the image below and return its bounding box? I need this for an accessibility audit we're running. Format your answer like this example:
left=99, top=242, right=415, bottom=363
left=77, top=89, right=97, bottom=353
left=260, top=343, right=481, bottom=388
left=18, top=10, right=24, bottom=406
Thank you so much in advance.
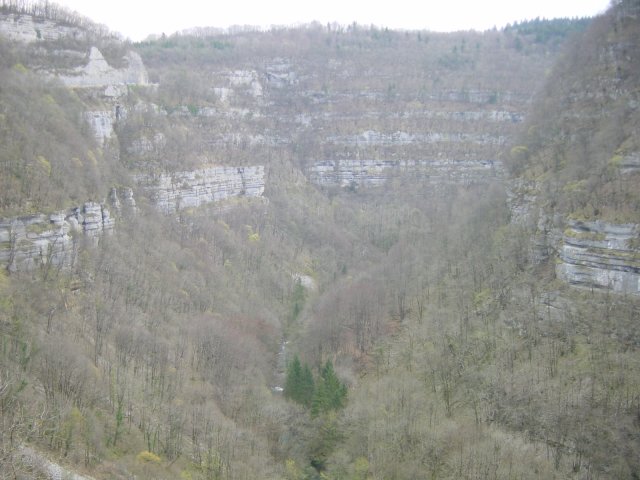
left=83, top=110, right=114, bottom=144
left=127, top=132, right=166, bottom=156
left=556, top=220, right=640, bottom=295
left=18, top=445, right=96, bottom=480
left=289, top=109, right=523, bottom=125
left=104, top=84, right=127, bottom=98
left=430, top=90, right=521, bottom=104
left=0, top=13, right=87, bottom=42
left=228, top=70, right=263, bottom=97
left=228, top=70, right=256, bottom=86
left=57, top=47, right=148, bottom=89
left=0, top=200, right=124, bottom=272
left=507, top=183, right=640, bottom=292
left=213, top=87, right=232, bottom=102
left=120, top=187, right=137, bottom=211
left=108, top=187, right=137, bottom=215
left=136, top=165, right=265, bottom=214
left=309, top=159, right=501, bottom=189
left=620, top=152, right=640, bottom=173
left=507, top=179, right=539, bottom=226
left=209, top=133, right=290, bottom=148
left=109, top=187, right=121, bottom=212
left=326, top=130, right=504, bottom=147
left=293, top=273, right=316, bottom=290
left=266, top=59, right=297, bottom=88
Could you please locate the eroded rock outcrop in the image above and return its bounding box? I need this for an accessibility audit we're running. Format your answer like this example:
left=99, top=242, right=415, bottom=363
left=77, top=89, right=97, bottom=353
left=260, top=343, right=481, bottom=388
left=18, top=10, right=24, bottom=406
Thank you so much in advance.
left=0, top=13, right=86, bottom=42
left=136, top=165, right=265, bottom=214
left=57, top=47, right=148, bottom=88
left=556, top=220, right=640, bottom=295
left=0, top=203, right=111, bottom=271
left=0, top=189, right=135, bottom=272
left=508, top=183, right=640, bottom=296
left=83, top=110, right=115, bottom=144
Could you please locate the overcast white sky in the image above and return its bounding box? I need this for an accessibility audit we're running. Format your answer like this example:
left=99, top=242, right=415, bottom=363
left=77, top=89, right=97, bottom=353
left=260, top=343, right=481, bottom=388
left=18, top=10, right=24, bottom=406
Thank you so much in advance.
left=54, top=0, right=612, bottom=41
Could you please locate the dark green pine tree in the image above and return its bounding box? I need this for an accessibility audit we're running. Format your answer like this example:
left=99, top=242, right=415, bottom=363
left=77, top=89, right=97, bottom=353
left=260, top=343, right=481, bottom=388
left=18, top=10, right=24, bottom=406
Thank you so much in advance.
left=311, top=360, right=347, bottom=416
left=284, top=355, right=303, bottom=402
left=284, top=355, right=315, bottom=407
left=299, top=363, right=315, bottom=407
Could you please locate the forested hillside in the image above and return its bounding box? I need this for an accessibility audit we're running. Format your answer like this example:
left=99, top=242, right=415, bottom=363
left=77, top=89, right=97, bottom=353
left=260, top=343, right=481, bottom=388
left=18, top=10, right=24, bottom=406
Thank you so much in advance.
left=1, top=1, right=639, bottom=479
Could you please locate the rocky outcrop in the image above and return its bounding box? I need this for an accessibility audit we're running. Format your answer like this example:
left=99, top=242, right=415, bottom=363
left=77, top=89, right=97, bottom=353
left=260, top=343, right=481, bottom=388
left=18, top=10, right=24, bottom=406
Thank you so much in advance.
left=619, top=152, right=640, bottom=173
left=127, top=132, right=166, bottom=156
left=18, top=445, right=96, bottom=480
left=309, top=159, right=501, bottom=189
left=108, top=187, right=137, bottom=214
left=0, top=202, right=114, bottom=272
left=556, top=220, right=640, bottom=295
left=326, top=130, right=504, bottom=147
left=507, top=184, right=640, bottom=296
left=265, top=60, right=297, bottom=88
left=0, top=13, right=86, bottom=42
left=83, top=110, right=115, bottom=144
left=136, top=165, right=265, bottom=214
left=228, top=70, right=263, bottom=97
left=57, top=47, right=148, bottom=89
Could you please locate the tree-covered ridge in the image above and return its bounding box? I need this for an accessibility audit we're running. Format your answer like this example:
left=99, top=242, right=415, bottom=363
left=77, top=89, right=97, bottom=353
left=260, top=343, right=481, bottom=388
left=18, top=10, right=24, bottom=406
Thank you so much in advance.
left=503, top=17, right=592, bottom=44
left=508, top=0, right=640, bottom=222
left=0, top=0, right=108, bottom=33
left=0, top=45, right=120, bottom=213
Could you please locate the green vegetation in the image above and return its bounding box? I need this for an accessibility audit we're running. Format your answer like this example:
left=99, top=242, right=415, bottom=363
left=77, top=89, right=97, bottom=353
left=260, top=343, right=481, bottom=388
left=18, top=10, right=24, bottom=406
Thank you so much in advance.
left=284, top=355, right=315, bottom=407
left=504, top=17, right=592, bottom=44
left=0, top=2, right=639, bottom=480
left=284, top=355, right=347, bottom=415
left=310, top=361, right=347, bottom=416
left=507, top=0, right=640, bottom=223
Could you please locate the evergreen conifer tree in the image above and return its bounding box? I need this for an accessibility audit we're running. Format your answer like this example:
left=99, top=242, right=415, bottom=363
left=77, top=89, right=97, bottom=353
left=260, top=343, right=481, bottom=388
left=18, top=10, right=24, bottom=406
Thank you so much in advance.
left=284, top=355, right=303, bottom=402
left=284, top=355, right=316, bottom=406
left=312, top=360, right=347, bottom=416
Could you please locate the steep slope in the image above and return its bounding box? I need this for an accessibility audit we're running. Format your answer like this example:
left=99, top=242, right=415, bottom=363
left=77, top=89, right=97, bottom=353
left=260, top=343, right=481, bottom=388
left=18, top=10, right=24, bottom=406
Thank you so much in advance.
left=316, top=4, right=640, bottom=479
left=2, top=3, right=635, bottom=480
left=508, top=0, right=640, bottom=294
left=132, top=23, right=573, bottom=189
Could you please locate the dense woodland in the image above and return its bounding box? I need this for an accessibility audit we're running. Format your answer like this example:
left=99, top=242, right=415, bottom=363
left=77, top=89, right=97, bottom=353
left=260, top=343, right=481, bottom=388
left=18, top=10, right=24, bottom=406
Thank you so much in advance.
left=1, top=1, right=640, bottom=479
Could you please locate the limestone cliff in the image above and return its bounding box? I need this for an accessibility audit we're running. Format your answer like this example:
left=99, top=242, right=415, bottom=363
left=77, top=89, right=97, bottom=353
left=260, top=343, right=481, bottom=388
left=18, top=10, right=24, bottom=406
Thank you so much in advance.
left=556, top=220, right=640, bottom=294
left=135, top=165, right=265, bottom=214
left=0, top=203, right=111, bottom=271
left=310, top=159, right=501, bottom=189
left=0, top=13, right=86, bottom=42
left=58, top=47, right=148, bottom=89
left=507, top=1, right=640, bottom=294
left=0, top=189, right=135, bottom=272
left=83, top=110, right=116, bottom=144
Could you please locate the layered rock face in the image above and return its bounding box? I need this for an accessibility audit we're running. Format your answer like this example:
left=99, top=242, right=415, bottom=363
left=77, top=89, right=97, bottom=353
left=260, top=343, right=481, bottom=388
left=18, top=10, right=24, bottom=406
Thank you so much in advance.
left=556, top=220, right=640, bottom=294
left=0, top=202, right=115, bottom=272
left=507, top=4, right=640, bottom=295
left=310, top=159, right=501, bottom=188
left=136, top=165, right=265, bottom=214
left=0, top=13, right=86, bottom=42
left=58, top=47, right=148, bottom=88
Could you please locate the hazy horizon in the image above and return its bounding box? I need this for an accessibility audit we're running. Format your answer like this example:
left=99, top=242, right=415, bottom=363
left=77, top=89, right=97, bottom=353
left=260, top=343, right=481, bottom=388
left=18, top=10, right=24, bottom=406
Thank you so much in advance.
left=53, top=0, right=611, bottom=41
